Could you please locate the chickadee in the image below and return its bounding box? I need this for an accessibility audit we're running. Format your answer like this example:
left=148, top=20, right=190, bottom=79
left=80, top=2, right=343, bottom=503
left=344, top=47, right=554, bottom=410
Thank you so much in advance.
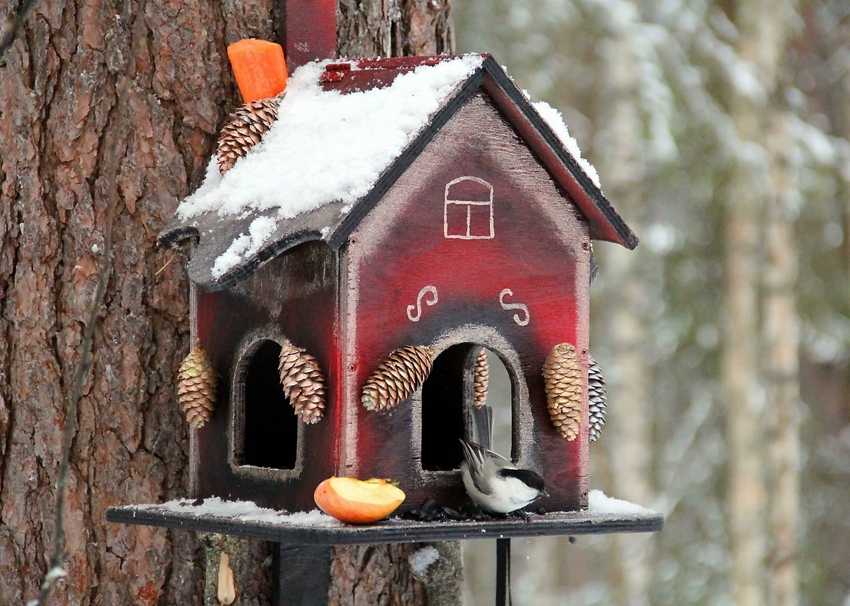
left=459, top=439, right=548, bottom=514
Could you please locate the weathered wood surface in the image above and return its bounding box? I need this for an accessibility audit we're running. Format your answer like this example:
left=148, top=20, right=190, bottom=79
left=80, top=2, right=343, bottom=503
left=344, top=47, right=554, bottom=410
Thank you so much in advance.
left=282, top=0, right=337, bottom=71
left=107, top=506, right=664, bottom=543
left=194, top=242, right=338, bottom=512
left=0, top=1, right=278, bottom=603
left=0, top=0, right=459, bottom=604
left=343, top=93, right=592, bottom=512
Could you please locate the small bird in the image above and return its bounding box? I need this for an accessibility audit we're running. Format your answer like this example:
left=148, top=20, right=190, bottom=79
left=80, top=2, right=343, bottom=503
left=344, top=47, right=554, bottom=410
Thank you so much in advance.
left=459, top=439, right=548, bottom=514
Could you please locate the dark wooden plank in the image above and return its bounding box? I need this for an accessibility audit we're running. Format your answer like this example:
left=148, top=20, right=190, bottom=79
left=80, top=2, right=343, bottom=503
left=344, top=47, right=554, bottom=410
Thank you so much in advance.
left=275, top=544, right=332, bottom=606
left=496, top=538, right=511, bottom=606
left=341, top=93, right=593, bottom=513
left=106, top=506, right=663, bottom=546
left=192, top=242, right=339, bottom=512
left=281, top=0, right=336, bottom=71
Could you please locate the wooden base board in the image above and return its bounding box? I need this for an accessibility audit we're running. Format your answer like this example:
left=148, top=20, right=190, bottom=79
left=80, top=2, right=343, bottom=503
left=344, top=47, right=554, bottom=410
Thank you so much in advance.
left=106, top=504, right=662, bottom=545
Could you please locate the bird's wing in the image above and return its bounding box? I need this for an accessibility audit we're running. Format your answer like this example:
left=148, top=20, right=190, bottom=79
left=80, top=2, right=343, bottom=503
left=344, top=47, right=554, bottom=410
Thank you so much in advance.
left=459, top=440, right=496, bottom=494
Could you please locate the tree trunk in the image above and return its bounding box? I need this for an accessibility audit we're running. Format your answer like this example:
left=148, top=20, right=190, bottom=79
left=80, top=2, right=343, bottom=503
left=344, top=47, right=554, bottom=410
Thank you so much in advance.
left=0, top=1, right=457, bottom=604
left=722, top=2, right=793, bottom=605
left=764, top=111, right=801, bottom=606
left=595, top=11, right=653, bottom=606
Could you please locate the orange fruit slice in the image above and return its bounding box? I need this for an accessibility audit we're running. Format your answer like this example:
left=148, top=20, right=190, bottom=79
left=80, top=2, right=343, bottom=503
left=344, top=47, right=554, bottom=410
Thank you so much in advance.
left=314, top=477, right=406, bottom=524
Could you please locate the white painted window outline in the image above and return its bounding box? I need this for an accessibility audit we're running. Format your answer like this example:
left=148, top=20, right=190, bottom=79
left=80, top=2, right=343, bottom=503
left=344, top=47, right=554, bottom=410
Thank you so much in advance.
left=443, top=176, right=495, bottom=240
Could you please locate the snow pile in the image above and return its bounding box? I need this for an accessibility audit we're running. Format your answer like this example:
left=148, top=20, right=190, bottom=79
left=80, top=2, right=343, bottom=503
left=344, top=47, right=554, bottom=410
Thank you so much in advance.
left=146, top=497, right=342, bottom=527
left=588, top=489, right=656, bottom=517
left=178, top=55, right=484, bottom=224
left=211, top=215, right=276, bottom=278
left=176, top=55, right=604, bottom=278
left=531, top=100, right=601, bottom=189
left=408, top=546, right=440, bottom=576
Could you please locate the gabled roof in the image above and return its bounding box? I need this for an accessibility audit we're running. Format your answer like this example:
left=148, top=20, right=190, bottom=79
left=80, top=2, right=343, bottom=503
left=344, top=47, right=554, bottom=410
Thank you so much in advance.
left=162, top=54, right=638, bottom=289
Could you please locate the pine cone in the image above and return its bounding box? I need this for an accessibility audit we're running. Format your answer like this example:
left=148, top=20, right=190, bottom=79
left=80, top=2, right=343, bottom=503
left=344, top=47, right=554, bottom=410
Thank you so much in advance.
left=278, top=341, right=326, bottom=424
left=216, top=96, right=281, bottom=174
left=177, top=348, right=216, bottom=429
left=542, top=343, right=583, bottom=441
left=361, top=346, right=435, bottom=412
left=588, top=355, right=608, bottom=443
left=472, top=348, right=489, bottom=409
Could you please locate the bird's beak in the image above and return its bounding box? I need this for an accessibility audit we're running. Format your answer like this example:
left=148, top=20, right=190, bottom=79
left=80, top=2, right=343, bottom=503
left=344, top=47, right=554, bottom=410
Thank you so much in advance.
left=541, top=489, right=550, bottom=498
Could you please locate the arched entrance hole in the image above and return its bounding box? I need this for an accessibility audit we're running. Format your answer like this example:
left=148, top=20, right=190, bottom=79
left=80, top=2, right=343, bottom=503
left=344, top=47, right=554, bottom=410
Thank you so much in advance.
left=234, top=339, right=298, bottom=470
left=420, top=343, right=515, bottom=471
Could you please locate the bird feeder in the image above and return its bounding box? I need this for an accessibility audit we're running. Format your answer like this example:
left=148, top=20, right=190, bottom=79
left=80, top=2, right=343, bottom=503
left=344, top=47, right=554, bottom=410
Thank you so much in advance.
left=107, top=3, right=662, bottom=604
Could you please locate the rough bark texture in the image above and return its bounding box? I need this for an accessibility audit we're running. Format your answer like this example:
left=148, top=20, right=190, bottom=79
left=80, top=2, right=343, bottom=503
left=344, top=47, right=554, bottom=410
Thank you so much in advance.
left=202, top=534, right=273, bottom=606
left=0, top=0, right=456, bottom=604
left=327, top=541, right=460, bottom=606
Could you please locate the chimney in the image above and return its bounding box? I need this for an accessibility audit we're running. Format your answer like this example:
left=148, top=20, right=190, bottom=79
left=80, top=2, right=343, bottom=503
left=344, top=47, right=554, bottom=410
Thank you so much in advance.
left=282, top=0, right=337, bottom=72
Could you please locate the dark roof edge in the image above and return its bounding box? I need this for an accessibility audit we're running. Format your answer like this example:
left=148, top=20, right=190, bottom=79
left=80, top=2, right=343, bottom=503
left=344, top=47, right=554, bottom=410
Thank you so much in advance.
left=327, top=65, right=488, bottom=248
left=207, top=231, right=325, bottom=290
left=328, top=56, right=638, bottom=250
left=159, top=223, right=199, bottom=248
left=480, top=57, right=638, bottom=250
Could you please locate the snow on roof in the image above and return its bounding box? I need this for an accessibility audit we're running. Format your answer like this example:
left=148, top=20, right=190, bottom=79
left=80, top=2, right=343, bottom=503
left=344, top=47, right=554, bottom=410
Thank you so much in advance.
left=531, top=100, right=601, bottom=188
left=179, top=55, right=485, bottom=225
left=163, top=54, right=632, bottom=287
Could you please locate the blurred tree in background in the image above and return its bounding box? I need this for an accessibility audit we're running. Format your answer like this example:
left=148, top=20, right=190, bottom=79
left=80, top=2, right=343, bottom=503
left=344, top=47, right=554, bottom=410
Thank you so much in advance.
left=457, top=1, right=849, bottom=604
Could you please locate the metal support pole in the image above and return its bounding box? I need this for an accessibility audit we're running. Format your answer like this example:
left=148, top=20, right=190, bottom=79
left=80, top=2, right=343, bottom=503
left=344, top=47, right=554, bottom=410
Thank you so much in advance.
left=274, top=544, right=332, bottom=606
left=496, top=538, right=512, bottom=606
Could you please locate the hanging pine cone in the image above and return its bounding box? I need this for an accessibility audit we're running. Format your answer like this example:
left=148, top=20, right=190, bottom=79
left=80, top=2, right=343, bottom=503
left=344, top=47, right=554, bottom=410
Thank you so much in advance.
left=472, top=348, right=489, bottom=409
left=278, top=340, right=326, bottom=424
left=177, top=348, right=217, bottom=429
left=216, top=96, right=281, bottom=174
left=361, top=346, right=435, bottom=412
left=542, top=343, right=583, bottom=441
left=588, top=355, right=608, bottom=443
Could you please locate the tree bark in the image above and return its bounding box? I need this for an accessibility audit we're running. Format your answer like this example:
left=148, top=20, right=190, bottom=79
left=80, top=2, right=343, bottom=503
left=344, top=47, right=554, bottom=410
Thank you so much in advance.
left=722, top=2, right=793, bottom=605
left=764, top=111, right=801, bottom=606
left=0, top=0, right=457, bottom=604
left=595, top=11, right=653, bottom=606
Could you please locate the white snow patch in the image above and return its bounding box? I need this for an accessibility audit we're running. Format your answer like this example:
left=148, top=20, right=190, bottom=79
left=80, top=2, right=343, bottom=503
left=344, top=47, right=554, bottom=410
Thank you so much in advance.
left=26, top=567, right=68, bottom=605
left=139, top=497, right=342, bottom=527
left=408, top=546, right=440, bottom=576
left=177, top=56, right=484, bottom=223
left=531, top=100, right=601, bottom=188
left=43, top=567, right=67, bottom=584
left=211, top=215, right=276, bottom=278
left=588, top=489, right=655, bottom=516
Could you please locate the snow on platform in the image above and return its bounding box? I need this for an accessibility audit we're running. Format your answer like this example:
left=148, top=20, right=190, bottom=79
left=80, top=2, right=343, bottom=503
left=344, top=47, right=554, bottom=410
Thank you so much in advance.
left=107, top=495, right=662, bottom=545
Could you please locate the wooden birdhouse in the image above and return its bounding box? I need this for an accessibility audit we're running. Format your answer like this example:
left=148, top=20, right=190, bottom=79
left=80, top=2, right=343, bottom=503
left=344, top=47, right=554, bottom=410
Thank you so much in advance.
left=155, top=49, right=638, bottom=516
left=108, top=5, right=661, bottom=602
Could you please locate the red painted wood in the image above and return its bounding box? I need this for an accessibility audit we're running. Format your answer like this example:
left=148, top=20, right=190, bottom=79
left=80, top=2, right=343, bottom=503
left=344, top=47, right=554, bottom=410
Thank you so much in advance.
left=320, top=55, right=466, bottom=93
left=193, top=242, right=340, bottom=511
left=481, top=75, right=629, bottom=248
left=186, top=90, right=612, bottom=516
left=282, top=0, right=337, bottom=71
left=341, top=93, right=592, bottom=512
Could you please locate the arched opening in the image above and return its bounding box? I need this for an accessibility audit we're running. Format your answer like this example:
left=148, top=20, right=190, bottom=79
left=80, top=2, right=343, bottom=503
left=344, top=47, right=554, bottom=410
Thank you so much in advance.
left=420, top=343, right=515, bottom=471
left=236, top=340, right=298, bottom=470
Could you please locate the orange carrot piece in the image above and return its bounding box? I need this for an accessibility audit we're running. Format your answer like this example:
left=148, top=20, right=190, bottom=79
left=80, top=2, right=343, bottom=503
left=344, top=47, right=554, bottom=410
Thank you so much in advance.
left=227, top=39, right=288, bottom=103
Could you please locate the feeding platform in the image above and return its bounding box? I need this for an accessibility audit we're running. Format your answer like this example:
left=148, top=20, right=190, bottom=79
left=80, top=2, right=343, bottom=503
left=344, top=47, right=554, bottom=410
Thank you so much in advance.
left=106, top=496, right=663, bottom=545
left=107, top=494, right=661, bottom=605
